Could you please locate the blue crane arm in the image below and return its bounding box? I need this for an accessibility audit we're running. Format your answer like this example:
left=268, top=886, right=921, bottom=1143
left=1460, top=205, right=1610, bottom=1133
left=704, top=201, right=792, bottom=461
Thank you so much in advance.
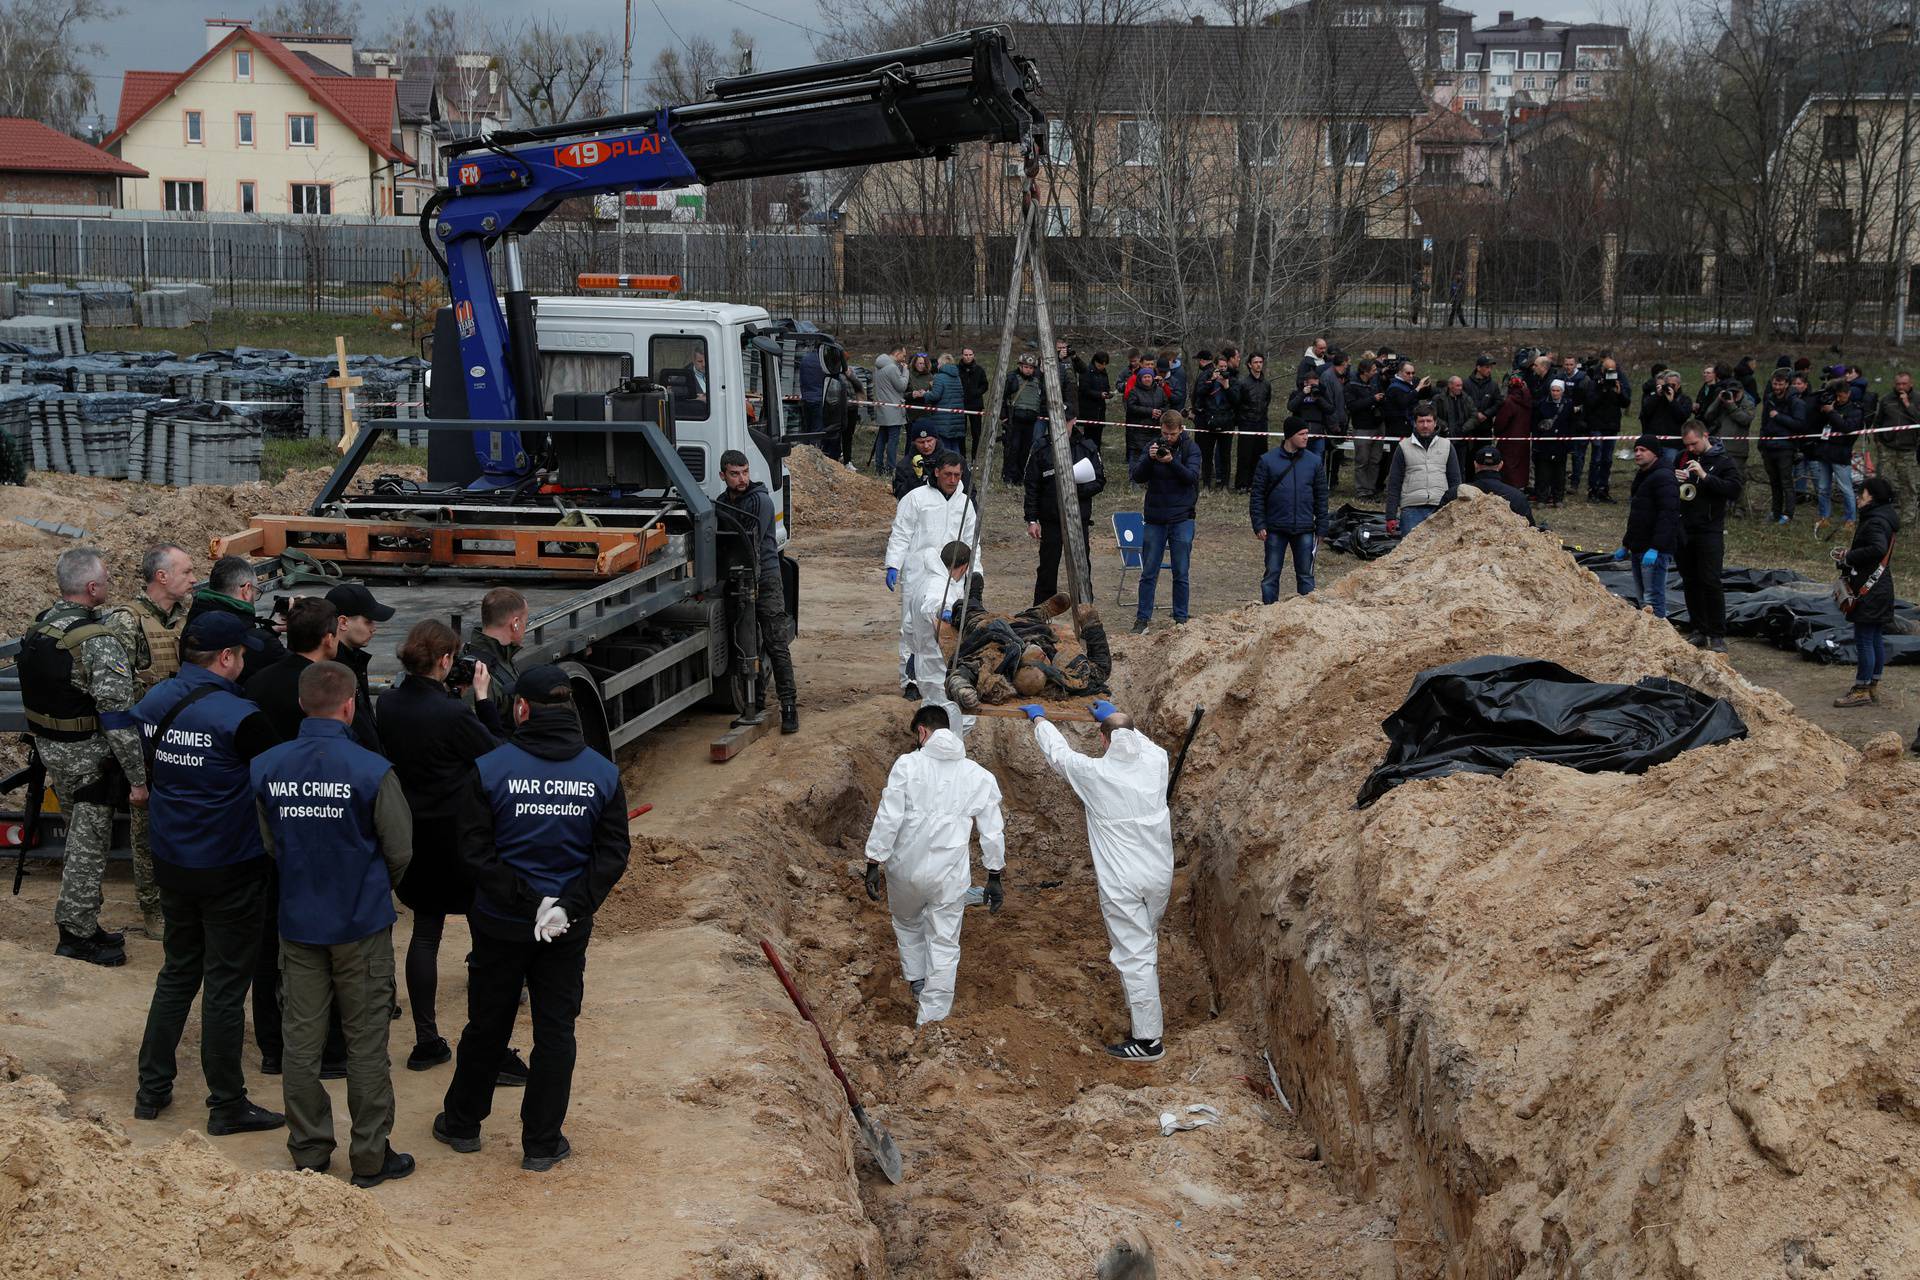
left=420, top=27, right=1042, bottom=483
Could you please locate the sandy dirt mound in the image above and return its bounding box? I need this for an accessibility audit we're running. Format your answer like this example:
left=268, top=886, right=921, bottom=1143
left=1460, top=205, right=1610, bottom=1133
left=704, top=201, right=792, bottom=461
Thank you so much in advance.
left=787, top=444, right=895, bottom=529
left=1119, top=489, right=1920, bottom=1278
left=0, top=1052, right=467, bottom=1279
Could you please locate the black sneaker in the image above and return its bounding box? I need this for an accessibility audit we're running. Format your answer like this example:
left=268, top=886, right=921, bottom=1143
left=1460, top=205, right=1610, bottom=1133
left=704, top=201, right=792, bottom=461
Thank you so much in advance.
left=1707, top=637, right=1728, bottom=654
left=521, top=1135, right=572, bottom=1173
left=780, top=702, right=798, bottom=734
left=54, top=929, right=126, bottom=967
left=350, top=1145, right=416, bottom=1189
left=432, top=1111, right=481, bottom=1154
left=207, top=1101, right=285, bottom=1136
left=407, top=1038, right=452, bottom=1071
left=1130, top=620, right=1150, bottom=635
left=900, top=683, right=919, bottom=700
left=132, top=1094, right=171, bottom=1121
left=1104, top=1037, right=1165, bottom=1062
left=908, top=978, right=926, bottom=997
left=319, top=1060, right=348, bottom=1081
left=496, top=1048, right=530, bottom=1087
left=260, top=1054, right=282, bottom=1076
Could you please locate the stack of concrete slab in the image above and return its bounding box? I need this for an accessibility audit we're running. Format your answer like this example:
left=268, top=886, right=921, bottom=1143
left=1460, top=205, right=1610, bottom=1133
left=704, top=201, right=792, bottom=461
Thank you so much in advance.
left=20, top=284, right=83, bottom=323
left=0, top=315, right=84, bottom=355
left=26, top=392, right=163, bottom=478
left=76, top=281, right=137, bottom=327
left=0, top=283, right=16, bottom=319
left=136, top=285, right=215, bottom=328
left=128, top=403, right=261, bottom=486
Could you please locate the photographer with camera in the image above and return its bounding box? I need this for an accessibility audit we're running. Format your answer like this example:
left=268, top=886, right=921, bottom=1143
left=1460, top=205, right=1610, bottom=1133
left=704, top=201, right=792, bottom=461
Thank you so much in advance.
left=1696, top=362, right=1755, bottom=515
left=1128, top=410, right=1201, bottom=633
left=1583, top=357, right=1630, bottom=503
left=1639, top=370, right=1692, bottom=466
left=464, top=588, right=527, bottom=726
left=1124, top=361, right=1172, bottom=477
left=1811, top=379, right=1863, bottom=540
left=377, top=620, right=527, bottom=1082
left=1674, top=421, right=1743, bottom=652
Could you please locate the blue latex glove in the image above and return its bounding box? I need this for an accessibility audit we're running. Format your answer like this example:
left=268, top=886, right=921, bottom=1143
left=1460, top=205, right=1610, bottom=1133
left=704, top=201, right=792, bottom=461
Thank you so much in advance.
left=1089, top=699, right=1119, bottom=722
left=1018, top=704, right=1047, bottom=720
left=885, top=567, right=898, bottom=592
left=939, top=607, right=953, bottom=622
left=1641, top=549, right=1659, bottom=568
left=1611, top=546, right=1628, bottom=561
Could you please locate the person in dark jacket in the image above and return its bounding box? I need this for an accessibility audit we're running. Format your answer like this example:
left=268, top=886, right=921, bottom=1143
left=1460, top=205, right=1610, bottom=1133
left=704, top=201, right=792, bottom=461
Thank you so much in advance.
left=1464, top=354, right=1501, bottom=432
left=1023, top=423, right=1106, bottom=604
left=957, top=348, right=989, bottom=460
left=919, top=355, right=968, bottom=457
left=434, top=665, right=631, bottom=1174
left=1123, top=362, right=1171, bottom=476
left=1347, top=356, right=1385, bottom=497
left=1674, top=421, right=1743, bottom=652
left=1619, top=433, right=1681, bottom=618
left=376, top=620, right=524, bottom=1079
left=1583, top=357, right=1631, bottom=502
left=1757, top=371, right=1807, bottom=523
left=1640, top=370, right=1692, bottom=466
left=1811, top=379, right=1862, bottom=538
left=1076, top=351, right=1113, bottom=455
left=1191, top=351, right=1234, bottom=489
left=1128, top=410, right=1201, bottom=632
left=1250, top=418, right=1327, bottom=600
left=1317, top=349, right=1349, bottom=494
left=463, top=587, right=527, bottom=726
left=243, top=598, right=340, bottom=744
left=717, top=451, right=798, bottom=732
left=1493, top=375, right=1533, bottom=492
left=185, top=556, right=286, bottom=683
left=1467, top=445, right=1533, bottom=523
left=1295, top=336, right=1327, bottom=389
left=894, top=424, right=961, bottom=498
left=1874, top=371, right=1920, bottom=529
left=1531, top=380, right=1573, bottom=507
left=1228, top=353, right=1273, bottom=491
left=1002, top=352, right=1045, bottom=482
left=1833, top=477, right=1899, bottom=708
left=324, top=583, right=392, bottom=750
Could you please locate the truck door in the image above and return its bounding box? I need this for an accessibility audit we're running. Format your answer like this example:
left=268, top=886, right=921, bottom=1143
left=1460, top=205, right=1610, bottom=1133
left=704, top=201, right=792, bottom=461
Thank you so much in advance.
left=742, top=332, right=790, bottom=551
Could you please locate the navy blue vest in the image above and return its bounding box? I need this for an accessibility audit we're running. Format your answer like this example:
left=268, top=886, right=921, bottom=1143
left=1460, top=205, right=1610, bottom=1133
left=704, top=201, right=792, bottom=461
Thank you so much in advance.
left=251, top=718, right=397, bottom=946
left=473, top=742, right=618, bottom=921
left=134, top=663, right=266, bottom=871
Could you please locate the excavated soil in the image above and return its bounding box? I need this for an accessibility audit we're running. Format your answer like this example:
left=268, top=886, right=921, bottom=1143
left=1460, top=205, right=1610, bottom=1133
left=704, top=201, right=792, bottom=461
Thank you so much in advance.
left=786, top=444, right=899, bottom=530
left=0, top=1052, right=465, bottom=1279
left=1119, top=489, right=1920, bottom=1278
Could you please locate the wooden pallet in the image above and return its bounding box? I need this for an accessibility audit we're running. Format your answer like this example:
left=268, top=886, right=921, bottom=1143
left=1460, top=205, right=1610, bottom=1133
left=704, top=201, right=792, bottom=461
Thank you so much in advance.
left=213, top=517, right=666, bottom=576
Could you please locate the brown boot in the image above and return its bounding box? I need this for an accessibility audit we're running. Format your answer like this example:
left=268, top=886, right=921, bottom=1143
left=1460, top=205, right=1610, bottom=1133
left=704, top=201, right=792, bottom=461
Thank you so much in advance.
left=1833, top=685, right=1873, bottom=708
left=1868, top=680, right=1881, bottom=704
left=1814, top=517, right=1832, bottom=540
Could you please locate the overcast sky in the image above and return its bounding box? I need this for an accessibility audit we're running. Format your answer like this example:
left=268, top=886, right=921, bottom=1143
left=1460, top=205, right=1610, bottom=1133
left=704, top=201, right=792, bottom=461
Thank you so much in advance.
left=88, top=0, right=1626, bottom=123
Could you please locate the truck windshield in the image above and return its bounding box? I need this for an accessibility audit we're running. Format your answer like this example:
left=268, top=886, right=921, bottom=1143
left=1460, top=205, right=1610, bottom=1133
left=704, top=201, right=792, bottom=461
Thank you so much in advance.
left=651, top=335, right=711, bottom=422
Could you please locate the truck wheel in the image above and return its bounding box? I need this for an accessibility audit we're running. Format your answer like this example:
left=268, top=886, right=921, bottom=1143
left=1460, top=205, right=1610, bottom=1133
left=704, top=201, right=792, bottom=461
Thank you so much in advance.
left=557, top=661, right=612, bottom=758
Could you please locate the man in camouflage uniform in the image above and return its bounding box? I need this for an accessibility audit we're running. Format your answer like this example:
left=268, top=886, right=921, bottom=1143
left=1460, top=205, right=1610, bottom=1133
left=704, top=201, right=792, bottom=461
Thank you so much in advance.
left=21, top=546, right=148, bottom=966
left=102, top=543, right=194, bottom=939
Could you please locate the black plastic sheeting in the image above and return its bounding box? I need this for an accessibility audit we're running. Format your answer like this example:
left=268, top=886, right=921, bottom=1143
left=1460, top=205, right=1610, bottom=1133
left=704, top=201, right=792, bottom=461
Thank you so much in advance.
left=1575, top=554, right=1920, bottom=666
left=1326, top=503, right=1403, bottom=560
left=1357, top=655, right=1748, bottom=807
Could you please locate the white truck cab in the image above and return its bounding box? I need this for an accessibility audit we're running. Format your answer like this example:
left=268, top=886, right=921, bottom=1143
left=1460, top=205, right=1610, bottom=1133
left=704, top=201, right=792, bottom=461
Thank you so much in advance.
left=532, top=296, right=793, bottom=548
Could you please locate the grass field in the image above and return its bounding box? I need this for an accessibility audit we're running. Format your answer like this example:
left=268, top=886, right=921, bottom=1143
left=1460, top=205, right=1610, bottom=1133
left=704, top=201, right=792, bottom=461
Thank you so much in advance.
left=94, top=311, right=421, bottom=359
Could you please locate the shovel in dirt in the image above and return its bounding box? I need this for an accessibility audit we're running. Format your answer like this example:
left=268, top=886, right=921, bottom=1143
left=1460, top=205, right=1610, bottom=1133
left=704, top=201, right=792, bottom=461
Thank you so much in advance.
left=760, top=939, right=905, bottom=1184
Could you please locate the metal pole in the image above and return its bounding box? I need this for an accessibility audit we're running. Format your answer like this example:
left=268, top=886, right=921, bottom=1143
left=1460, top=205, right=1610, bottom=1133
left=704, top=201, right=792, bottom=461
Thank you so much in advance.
left=1027, top=193, right=1091, bottom=605
left=618, top=0, right=633, bottom=274
left=975, top=198, right=1033, bottom=492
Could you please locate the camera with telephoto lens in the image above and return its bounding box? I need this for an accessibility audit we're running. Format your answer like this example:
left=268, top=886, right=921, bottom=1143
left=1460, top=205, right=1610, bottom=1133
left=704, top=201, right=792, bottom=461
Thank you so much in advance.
left=446, top=653, right=477, bottom=692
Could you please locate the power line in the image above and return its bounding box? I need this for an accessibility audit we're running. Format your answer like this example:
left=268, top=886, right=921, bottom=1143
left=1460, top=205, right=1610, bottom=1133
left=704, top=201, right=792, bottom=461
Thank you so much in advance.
left=650, top=0, right=694, bottom=58
left=716, top=0, right=828, bottom=40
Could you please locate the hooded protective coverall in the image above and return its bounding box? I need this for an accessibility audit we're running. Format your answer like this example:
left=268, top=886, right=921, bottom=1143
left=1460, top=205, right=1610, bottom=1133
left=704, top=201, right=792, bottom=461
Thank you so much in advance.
left=884, top=483, right=980, bottom=688
left=863, top=728, right=1006, bottom=1025
left=905, top=549, right=970, bottom=733
left=1033, top=719, right=1173, bottom=1040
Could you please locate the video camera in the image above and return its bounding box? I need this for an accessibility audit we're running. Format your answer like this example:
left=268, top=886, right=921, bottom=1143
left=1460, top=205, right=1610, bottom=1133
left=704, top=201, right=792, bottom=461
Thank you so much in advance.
left=446, top=653, right=477, bottom=692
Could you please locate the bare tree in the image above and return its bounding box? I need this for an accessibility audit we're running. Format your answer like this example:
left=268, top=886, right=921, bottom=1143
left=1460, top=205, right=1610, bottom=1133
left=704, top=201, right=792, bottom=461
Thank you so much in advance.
left=646, top=29, right=754, bottom=109
left=0, top=0, right=116, bottom=133
left=494, top=17, right=615, bottom=127
left=254, top=0, right=360, bottom=35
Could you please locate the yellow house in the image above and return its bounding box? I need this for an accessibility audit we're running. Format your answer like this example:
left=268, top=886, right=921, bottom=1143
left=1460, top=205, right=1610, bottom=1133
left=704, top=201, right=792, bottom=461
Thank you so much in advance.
left=106, top=19, right=410, bottom=216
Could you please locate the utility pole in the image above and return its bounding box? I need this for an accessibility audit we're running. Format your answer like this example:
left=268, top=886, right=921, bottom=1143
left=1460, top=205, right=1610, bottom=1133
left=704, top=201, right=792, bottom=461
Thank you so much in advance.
left=618, top=0, right=634, bottom=272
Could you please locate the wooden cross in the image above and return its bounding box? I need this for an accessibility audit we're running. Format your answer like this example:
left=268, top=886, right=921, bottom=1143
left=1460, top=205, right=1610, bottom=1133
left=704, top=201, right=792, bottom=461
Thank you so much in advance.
left=327, top=335, right=364, bottom=455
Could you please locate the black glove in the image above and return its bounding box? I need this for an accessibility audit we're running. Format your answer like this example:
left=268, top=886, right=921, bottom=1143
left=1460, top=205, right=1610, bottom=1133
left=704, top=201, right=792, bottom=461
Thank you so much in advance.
left=864, top=861, right=883, bottom=901
left=985, top=872, right=1004, bottom=915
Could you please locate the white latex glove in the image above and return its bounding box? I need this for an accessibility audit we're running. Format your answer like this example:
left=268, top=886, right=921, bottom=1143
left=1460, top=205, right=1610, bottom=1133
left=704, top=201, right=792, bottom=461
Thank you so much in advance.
left=534, top=896, right=570, bottom=943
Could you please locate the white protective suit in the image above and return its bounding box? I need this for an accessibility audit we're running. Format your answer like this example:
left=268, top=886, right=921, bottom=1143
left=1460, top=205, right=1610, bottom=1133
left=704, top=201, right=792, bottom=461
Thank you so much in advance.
left=864, top=727, right=1006, bottom=1025
left=884, top=482, right=980, bottom=687
left=905, top=548, right=971, bottom=733
left=1033, top=719, right=1174, bottom=1040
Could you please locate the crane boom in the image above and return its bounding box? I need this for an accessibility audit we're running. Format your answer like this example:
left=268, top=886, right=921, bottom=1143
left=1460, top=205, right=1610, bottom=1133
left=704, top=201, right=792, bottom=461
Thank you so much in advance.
left=420, top=26, right=1043, bottom=481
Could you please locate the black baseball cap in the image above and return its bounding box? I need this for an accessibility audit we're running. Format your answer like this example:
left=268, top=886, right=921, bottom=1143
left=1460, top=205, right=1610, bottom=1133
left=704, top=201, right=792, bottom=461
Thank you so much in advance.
left=325, top=582, right=395, bottom=622
left=1473, top=445, right=1502, bottom=467
left=1474, top=354, right=1493, bottom=367
left=515, top=664, right=573, bottom=705
left=183, top=611, right=265, bottom=652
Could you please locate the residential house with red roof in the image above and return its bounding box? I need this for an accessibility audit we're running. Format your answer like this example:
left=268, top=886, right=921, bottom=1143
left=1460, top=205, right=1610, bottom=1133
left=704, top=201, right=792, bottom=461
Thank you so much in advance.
left=0, top=118, right=147, bottom=206
left=104, top=18, right=411, bottom=216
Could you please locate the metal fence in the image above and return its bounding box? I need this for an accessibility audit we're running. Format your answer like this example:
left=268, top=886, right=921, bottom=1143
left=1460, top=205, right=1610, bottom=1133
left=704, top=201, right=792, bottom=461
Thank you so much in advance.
left=5, top=211, right=1913, bottom=341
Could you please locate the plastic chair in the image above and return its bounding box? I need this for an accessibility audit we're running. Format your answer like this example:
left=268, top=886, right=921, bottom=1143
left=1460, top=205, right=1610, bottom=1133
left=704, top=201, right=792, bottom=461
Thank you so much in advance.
left=1111, top=511, right=1171, bottom=609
